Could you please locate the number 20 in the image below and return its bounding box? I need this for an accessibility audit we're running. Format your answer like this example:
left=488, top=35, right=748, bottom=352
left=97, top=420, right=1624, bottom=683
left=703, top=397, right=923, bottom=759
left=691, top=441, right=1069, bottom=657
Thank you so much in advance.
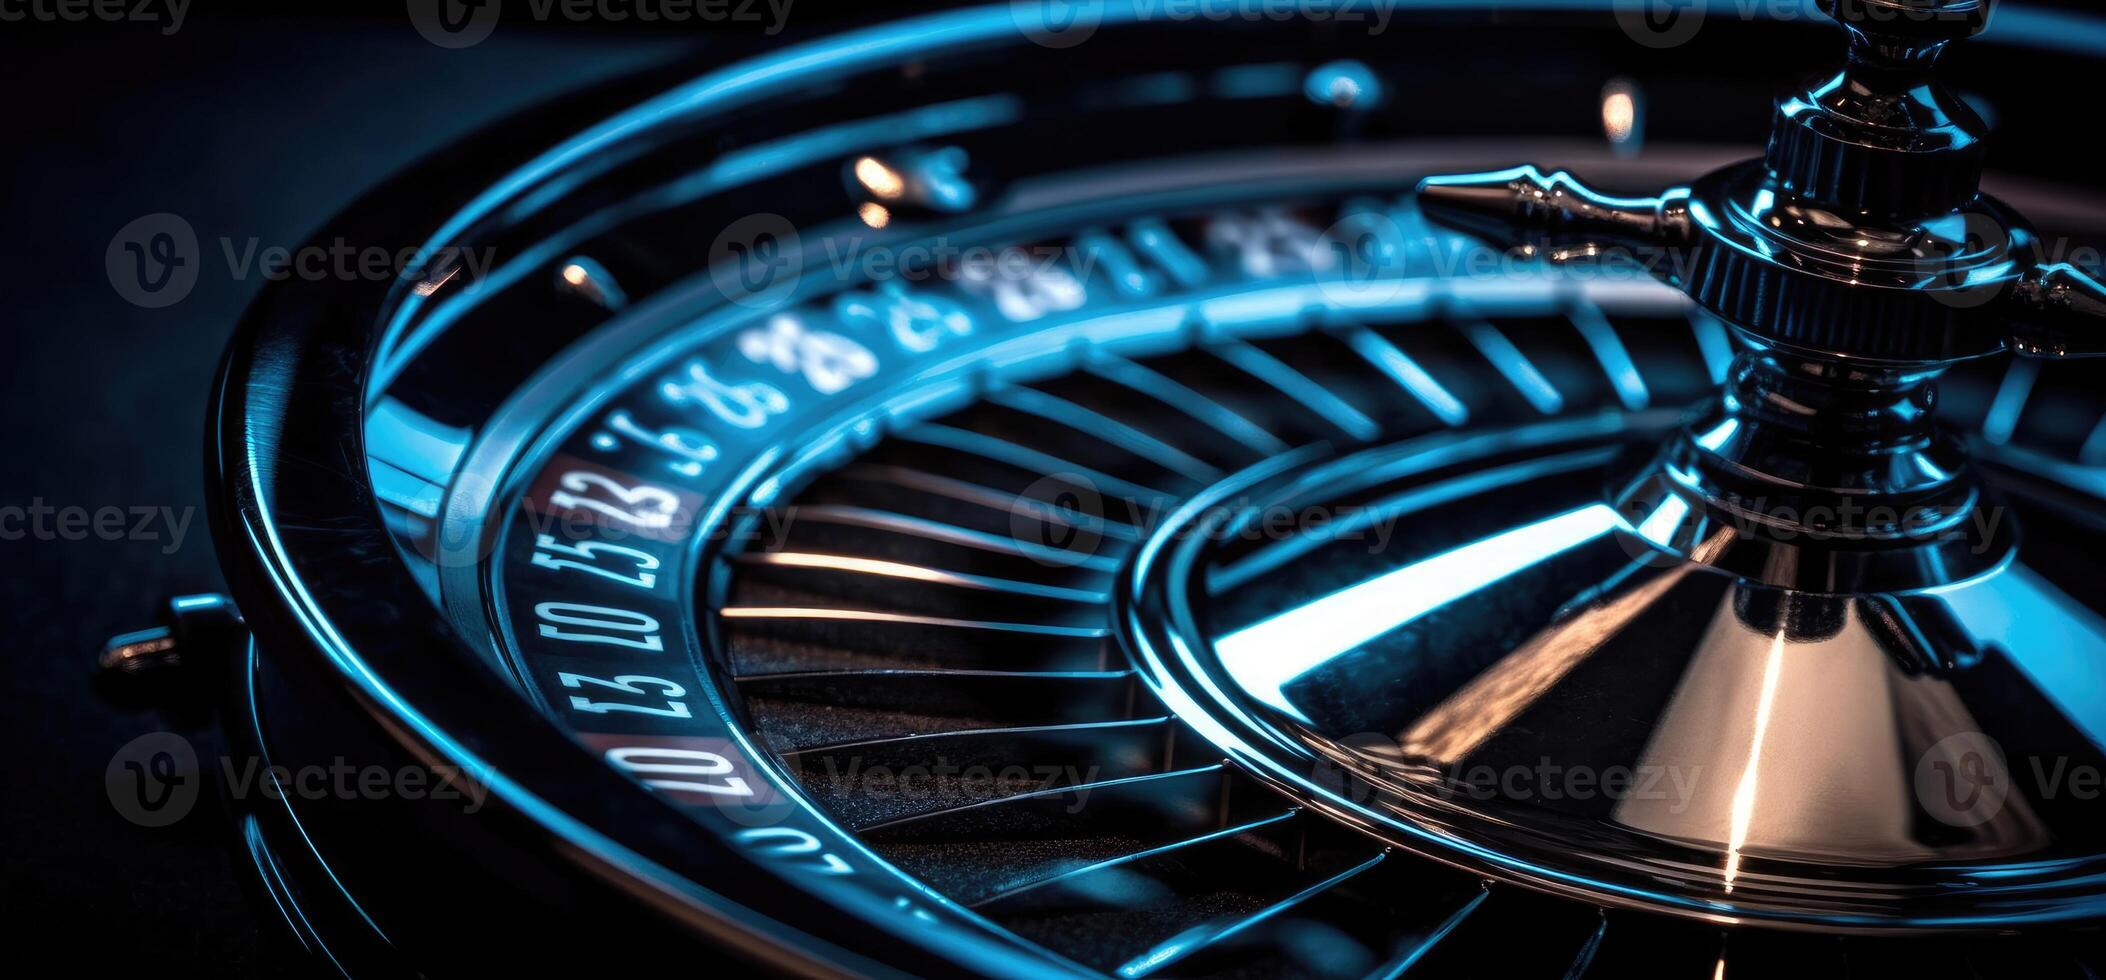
left=606, top=746, right=752, bottom=799
left=534, top=602, right=663, bottom=652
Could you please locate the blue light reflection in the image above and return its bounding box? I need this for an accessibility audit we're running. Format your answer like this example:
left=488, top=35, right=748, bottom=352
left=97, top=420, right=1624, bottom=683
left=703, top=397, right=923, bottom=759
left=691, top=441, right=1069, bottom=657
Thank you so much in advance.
left=1215, top=503, right=1621, bottom=721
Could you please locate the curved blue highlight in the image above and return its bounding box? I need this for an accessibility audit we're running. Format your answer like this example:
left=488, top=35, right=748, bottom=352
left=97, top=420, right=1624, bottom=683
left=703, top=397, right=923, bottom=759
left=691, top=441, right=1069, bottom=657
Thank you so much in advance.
left=1214, top=503, right=1620, bottom=721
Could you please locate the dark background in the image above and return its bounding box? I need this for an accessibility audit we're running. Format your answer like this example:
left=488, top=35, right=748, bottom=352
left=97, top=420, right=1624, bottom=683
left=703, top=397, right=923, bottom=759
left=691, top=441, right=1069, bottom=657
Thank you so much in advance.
left=0, top=2, right=1005, bottom=967
left=0, top=4, right=758, bottom=970
left=1, top=0, right=2095, bottom=973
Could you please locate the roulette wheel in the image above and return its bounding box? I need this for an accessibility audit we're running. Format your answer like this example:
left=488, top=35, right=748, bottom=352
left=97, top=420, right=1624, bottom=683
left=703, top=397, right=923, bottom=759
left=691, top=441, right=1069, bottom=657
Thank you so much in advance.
left=103, top=0, right=2106, bottom=975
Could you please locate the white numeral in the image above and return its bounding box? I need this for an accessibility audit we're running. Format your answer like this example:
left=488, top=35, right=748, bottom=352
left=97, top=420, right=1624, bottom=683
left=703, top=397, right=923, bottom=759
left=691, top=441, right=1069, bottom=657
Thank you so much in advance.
left=661, top=359, right=789, bottom=430
left=548, top=471, right=680, bottom=530
left=534, top=602, right=664, bottom=652
left=738, top=314, right=877, bottom=394
left=607, top=746, right=752, bottom=798
left=960, top=248, right=1085, bottom=322
left=593, top=409, right=720, bottom=479
left=530, top=534, right=660, bottom=590
left=1076, top=229, right=1158, bottom=298
left=737, top=827, right=853, bottom=876
left=835, top=282, right=974, bottom=353
left=1208, top=209, right=1334, bottom=278
left=557, top=671, right=689, bottom=718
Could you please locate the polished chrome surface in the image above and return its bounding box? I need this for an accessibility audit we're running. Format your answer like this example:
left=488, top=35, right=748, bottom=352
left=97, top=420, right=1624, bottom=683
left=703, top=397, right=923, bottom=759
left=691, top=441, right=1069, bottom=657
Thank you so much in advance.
left=1122, top=421, right=2106, bottom=927
left=1414, top=0, right=2093, bottom=585
left=1218, top=0, right=2106, bottom=927
left=1417, top=0, right=2103, bottom=368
